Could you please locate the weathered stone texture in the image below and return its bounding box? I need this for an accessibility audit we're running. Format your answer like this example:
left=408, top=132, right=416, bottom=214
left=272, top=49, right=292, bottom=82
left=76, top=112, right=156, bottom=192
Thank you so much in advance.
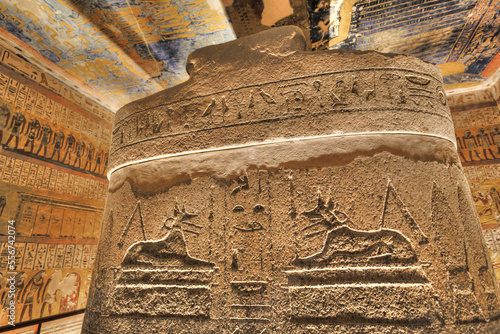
left=83, top=26, right=500, bottom=333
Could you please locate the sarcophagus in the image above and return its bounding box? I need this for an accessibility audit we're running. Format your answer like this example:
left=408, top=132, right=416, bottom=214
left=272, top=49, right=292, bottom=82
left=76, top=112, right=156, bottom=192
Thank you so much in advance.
left=83, top=27, right=500, bottom=333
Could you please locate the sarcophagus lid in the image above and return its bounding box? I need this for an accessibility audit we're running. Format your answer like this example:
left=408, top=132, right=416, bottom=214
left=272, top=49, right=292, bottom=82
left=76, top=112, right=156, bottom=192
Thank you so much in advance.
left=83, top=26, right=500, bottom=333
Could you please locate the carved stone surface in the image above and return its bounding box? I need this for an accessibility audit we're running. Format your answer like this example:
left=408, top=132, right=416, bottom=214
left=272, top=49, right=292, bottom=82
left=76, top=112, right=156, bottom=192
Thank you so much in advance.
left=83, top=27, right=500, bottom=333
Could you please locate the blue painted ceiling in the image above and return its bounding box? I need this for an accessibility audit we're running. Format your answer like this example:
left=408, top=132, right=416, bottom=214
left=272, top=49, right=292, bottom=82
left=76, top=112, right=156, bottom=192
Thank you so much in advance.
left=0, top=0, right=498, bottom=108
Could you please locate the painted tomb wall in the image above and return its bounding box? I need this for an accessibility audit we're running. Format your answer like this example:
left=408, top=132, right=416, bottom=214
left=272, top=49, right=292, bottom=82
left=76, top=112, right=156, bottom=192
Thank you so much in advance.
left=450, top=78, right=500, bottom=284
left=0, top=37, right=114, bottom=327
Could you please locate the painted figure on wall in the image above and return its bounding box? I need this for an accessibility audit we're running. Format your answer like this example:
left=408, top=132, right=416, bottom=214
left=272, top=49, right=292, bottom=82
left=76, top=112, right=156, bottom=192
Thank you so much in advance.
left=474, top=191, right=492, bottom=214
left=93, top=147, right=103, bottom=174
left=477, top=128, right=495, bottom=160
left=23, top=118, right=40, bottom=153
left=472, top=187, right=498, bottom=222
left=102, top=152, right=108, bottom=175
left=83, top=144, right=94, bottom=171
left=40, top=270, right=61, bottom=318
left=36, top=123, right=53, bottom=157
left=463, top=130, right=482, bottom=161
left=490, top=187, right=500, bottom=213
left=20, top=270, right=46, bottom=322
left=62, top=134, right=76, bottom=164
left=0, top=272, right=27, bottom=323
left=4, top=111, right=26, bottom=149
left=39, top=271, right=82, bottom=318
left=456, top=136, right=467, bottom=161
left=455, top=127, right=500, bottom=165
left=59, top=273, right=80, bottom=313
left=490, top=127, right=500, bottom=155
left=51, top=130, right=65, bottom=161
left=0, top=104, right=11, bottom=144
left=74, top=139, right=85, bottom=168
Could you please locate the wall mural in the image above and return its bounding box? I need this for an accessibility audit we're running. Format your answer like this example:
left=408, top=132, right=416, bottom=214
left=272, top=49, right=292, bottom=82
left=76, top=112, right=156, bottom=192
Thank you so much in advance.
left=450, top=79, right=500, bottom=282
left=0, top=37, right=112, bottom=327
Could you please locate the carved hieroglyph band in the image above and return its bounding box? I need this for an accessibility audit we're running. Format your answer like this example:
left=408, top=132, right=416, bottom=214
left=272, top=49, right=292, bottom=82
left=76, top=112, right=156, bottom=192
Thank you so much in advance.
left=107, top=131, right=459, bottom=192
left=110, top=67, right=452, bottom=166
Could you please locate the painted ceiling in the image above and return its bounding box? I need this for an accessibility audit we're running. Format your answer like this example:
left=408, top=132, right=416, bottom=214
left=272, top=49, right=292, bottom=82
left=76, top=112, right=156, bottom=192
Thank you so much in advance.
left=0, top=0, right=235, bottom=109
left=0, top=0, right=498, bottom=110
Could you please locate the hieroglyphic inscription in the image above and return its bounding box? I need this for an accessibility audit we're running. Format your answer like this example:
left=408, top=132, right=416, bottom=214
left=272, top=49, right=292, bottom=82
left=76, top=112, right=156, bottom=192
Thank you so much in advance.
left=63, top=244, right=75, bottom=268
left=0, top=241, right=95, bottom=271
left=54, top=244, right=66, bottom=268
left=45, top=244, right=57, bottom=268
left=34, top=244, right=48, bottom=269
left=457, top=184, right=500, bottom=318
left=81, top=245, right=91, bottom=269
left=111, top=68, right=450, bottom=155
left=22, top=243, right=37, bottom=270
left=0, top=154, right=107, bottom=201
left=13, top=243, right=26, bottom=271
left=157, top=202, right=203, bottom=237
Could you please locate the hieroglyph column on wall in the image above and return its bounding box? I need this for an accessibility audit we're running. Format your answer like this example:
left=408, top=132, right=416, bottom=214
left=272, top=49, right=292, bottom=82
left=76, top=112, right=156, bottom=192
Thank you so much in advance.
left=82, top=27, right=500, bottom=333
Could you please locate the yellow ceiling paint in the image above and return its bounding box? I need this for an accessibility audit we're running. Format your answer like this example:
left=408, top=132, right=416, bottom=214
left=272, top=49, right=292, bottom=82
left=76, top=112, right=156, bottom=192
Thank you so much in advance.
left=438, top=62, right=466, bottom=76
left=444, top=81, right=482, bottom=91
